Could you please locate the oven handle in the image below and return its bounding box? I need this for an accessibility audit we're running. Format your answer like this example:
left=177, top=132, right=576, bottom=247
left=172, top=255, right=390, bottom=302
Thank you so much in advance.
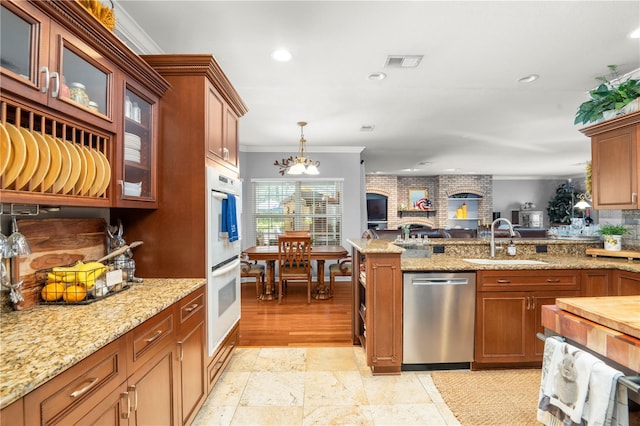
left=212, top=258, right=240, bottom=277
left=211, top=190, right=228, bottom=200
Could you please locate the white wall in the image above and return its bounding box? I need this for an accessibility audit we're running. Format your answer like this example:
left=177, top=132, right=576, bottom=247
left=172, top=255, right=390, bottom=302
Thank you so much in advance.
left=239, top=150, right=364, bottom=250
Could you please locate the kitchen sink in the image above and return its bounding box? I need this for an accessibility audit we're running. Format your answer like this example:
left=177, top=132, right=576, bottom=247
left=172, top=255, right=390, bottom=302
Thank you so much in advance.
left=463, top=258, right=549, bottom=265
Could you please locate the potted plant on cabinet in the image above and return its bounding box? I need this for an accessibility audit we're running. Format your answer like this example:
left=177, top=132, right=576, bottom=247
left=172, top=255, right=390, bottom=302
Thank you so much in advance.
left=574, top=65, right=640, bottom=125
left=596, top=224, right=630, bottom=251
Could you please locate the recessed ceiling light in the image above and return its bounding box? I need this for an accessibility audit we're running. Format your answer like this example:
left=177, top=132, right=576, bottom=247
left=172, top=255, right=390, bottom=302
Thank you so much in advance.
left=367, top=72, right=386, bottom=81
left=518, top=74, right=539, bottom=84
left=630, top=27, right=640, bottom=39
left=271, top=49, right=292, bottom=62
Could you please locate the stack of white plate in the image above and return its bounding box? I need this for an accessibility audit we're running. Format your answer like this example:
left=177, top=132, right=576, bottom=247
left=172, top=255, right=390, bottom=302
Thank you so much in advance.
left=123, top=181, right=142, bottom=197
left=124, top=132, right=141, bottom=163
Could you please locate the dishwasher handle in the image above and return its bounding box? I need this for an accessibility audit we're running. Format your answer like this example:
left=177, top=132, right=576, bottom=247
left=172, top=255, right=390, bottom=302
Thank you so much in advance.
left=411, top=278, right=469, bottom=286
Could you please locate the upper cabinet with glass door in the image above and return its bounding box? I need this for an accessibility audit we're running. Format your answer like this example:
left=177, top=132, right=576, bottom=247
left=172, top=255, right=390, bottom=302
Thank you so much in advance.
left=113, top=82, right=159, bottom=208
left=1, top=0, right=116, bottom=132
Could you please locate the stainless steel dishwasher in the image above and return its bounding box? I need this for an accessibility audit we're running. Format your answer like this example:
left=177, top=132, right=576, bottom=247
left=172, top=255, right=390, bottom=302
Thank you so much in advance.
left=403, top=272, right=476, bottom=366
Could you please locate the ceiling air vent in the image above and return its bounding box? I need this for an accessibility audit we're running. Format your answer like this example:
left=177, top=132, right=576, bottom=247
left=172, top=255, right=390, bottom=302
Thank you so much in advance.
left=385, top=55, right=423, bottom=68
left=360, top=125, right=375, bottom=132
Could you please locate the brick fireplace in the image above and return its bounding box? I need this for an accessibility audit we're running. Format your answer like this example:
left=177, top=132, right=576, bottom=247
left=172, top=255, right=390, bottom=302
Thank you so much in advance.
left=366, top=174, right=493, bottom=230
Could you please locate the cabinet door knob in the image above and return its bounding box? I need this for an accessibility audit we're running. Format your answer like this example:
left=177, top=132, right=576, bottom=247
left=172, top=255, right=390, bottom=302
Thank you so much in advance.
left=40, top=66, right=50, bottom=94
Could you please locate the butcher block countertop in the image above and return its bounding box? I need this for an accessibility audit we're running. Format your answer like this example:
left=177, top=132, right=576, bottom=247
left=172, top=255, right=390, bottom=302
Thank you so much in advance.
left=556, top=296, right=640, bottom=339
left=0, top=278, right=205, bottom=410
left=541, top=302, right=640, bottom=372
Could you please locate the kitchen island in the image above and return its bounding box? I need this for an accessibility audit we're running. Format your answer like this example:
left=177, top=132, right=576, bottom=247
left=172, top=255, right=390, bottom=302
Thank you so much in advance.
left=0, top=278, right=205, bottom=410
left=541, top=296, right=640, bottom=373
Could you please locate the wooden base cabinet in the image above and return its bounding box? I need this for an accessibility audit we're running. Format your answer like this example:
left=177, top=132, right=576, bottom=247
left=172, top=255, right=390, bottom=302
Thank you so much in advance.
left=177, top=288, right=207, bottom=426
left=473, top=270, right=579, bottom=369
left=581, top=269, right=612, bottom=297
left=207, top=323, right=239, bottom=393
left=352, top=247, right=402, bottom=375
left=612, top=270, right=640, bottom=296
left=12, top=288, right=207, bottom=426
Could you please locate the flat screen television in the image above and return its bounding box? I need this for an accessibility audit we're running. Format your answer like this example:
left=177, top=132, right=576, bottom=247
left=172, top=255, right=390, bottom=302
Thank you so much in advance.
left=366, top=196, right=387, bottom=221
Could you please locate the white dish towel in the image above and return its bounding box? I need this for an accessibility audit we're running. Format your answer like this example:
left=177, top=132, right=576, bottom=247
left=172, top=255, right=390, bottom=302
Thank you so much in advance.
left=537, top=337, right=628, bottom=426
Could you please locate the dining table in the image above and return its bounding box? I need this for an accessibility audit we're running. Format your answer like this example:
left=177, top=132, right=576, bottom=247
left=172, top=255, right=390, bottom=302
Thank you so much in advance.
left=242, top=245, right=349, bottom=301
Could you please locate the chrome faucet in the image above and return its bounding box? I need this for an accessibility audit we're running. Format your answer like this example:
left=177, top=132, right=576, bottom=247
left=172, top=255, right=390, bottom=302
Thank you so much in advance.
left=490, top=218, right=515, bottom=257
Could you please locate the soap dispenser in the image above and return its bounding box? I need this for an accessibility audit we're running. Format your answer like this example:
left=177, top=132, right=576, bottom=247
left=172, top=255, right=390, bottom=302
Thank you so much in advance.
left=507, top=240, right=516, bottom=256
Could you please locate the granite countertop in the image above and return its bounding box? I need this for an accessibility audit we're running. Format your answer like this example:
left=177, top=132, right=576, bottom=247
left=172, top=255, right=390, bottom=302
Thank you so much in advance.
left=0, top=278, right=205, bottom=409
left=401, top=254, right=640, bottom=273
left=348, top=238, right=640, bottom=273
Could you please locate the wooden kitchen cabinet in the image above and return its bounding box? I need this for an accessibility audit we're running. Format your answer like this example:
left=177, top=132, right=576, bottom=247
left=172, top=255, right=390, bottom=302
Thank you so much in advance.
left=474, top=270, right=579, bottom=369
left=581, top=269, right=612, bottom=296
left=23, top=338, right=128, bottom=425
left=142, top=54, right=247, bottom=176
left=112, top=81, right=160, bottom=208
left=352, top=247, right=402, bottom=375
left=207, top=323, right=239, bottom=393
left=0, top=0, right=168, bottom=208
left=581, top=111, right=639, bottom=209
left=205, top=82, right=239, bottom=170
left=612, top=270, right=640, bottom=296
left=17, top=287, right=208, bottom=426
left=176, top=287, right=207, bottom=426
left=1, top=0, right=117, bottom=131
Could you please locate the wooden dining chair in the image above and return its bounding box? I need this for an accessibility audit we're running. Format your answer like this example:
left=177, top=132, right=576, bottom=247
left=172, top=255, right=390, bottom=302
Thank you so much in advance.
left=329, top=255, right=352, bottom=296
left=240, top=253, right=265, bottom=299
left=277, top=234, right=312, bottom=304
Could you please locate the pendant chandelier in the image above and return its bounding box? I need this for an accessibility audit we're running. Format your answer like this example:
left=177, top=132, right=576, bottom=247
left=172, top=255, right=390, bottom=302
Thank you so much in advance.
left=274, top=121, right=320, bottom=175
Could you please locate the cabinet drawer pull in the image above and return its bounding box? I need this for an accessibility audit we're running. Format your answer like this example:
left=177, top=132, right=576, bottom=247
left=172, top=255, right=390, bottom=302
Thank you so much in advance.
left=546, top=279, right=560, bottom=283
left=121, top=391, right=130, bottom=419
left=145, top=329, right=163, bottom=343
left=184, top=303, right=199, bottom=312
left=532, top=298, right=536, bottom=310
left=497, top=279, right=511, bottom=283
left=128, top=385, right=138, bottom=411
left=69, top=377, right=98, bottom=398
left=525, top=296, right=530, bottom=310
left=40, top=66, right=50, bottom=93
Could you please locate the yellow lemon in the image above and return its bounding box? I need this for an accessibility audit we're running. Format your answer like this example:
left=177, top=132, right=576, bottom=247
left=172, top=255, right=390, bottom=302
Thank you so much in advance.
left=41, top=282, right=65, bottom=302
left=63, top=285, right=87, bottom=303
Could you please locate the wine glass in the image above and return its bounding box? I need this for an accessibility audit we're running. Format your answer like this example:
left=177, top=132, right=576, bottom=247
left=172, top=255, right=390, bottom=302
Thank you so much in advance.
left=7, top=217, right=31, bottom=257
left=0, top=217, right=9, bottom=259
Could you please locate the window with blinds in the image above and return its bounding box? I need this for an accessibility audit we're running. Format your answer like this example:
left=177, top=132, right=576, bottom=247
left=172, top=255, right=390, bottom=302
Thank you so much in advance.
left=252, top=179, right=344, bottom=246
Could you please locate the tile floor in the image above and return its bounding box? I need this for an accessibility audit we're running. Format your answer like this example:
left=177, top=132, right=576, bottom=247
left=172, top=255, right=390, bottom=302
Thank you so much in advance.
left=193, top=347, right=461, bottom=426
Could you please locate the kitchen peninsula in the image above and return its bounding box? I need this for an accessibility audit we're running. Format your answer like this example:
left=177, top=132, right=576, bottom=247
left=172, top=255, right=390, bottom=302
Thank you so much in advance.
left=349, top=237, right=640, bottom=373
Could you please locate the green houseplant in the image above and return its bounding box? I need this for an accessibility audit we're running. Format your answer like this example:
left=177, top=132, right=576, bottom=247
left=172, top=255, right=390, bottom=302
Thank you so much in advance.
left=574, top=65, right=640, bottom=125
left=596, top=224, right=630, bottom=251
left=596, top=224, right=630, bottom=236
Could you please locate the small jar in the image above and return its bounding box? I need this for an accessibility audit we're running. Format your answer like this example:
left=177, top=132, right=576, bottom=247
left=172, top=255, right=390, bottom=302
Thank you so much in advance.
left=69, top=82, right=89, bottom=107
left=88, top=101, right=99, bottom=112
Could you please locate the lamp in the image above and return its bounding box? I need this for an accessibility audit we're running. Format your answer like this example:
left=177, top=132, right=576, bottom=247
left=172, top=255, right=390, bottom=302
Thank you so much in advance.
left=573, top=193, right=591, bottom=210
left=274, top=122, right=320, bottom=175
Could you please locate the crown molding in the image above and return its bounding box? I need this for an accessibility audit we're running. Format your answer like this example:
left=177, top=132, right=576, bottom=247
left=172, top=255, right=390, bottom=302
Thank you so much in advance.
left=112, top=0, right=164, bottom=54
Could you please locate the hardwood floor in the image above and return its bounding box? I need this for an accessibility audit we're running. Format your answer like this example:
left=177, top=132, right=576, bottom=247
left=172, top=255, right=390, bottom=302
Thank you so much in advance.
left=238, top=278, right=354, bottom=347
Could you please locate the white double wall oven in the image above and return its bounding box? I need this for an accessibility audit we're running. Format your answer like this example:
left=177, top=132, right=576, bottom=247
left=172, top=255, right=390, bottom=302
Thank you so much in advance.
left=206, top=166, right=242, bottom=357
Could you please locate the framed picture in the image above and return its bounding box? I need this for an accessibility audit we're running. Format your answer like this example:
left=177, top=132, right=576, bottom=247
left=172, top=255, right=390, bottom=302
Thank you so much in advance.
left=408, top=188, right=428, bottom=209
